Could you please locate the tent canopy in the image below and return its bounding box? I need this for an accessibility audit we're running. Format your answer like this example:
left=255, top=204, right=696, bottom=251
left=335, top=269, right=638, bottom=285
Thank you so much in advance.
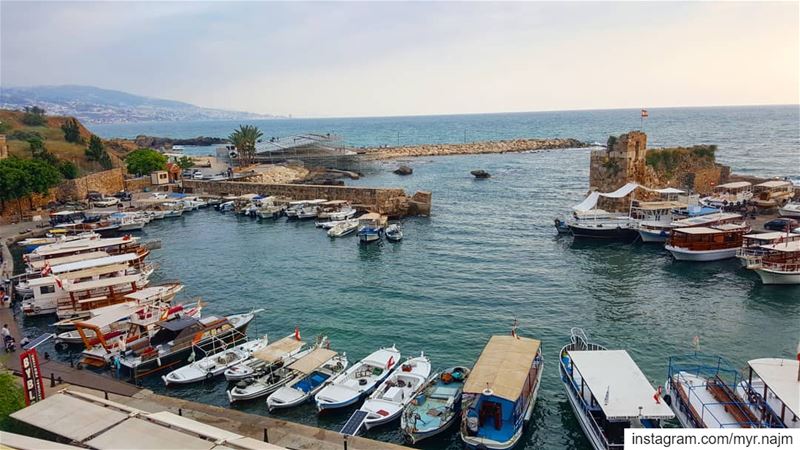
left=463, top=335, right=541, bottom=402
left=253, top=336, right=305, bottom=363
left=288, top=348, right=337, bottom=374
left=573, top=183, right=687, bottom=212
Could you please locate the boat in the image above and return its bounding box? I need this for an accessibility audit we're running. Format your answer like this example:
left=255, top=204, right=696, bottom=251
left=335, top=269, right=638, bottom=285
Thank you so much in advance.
left=341, top=354, right=431, bottom=435
left=356, top=213, right=386, bottom=244
left=116, top=311, right=256, bottom=377
left=17, top=232, right=99, bottom=252
left=266, top=348, right=349, bottom=411
left=664, top=353, right=783, bottom=428
left=23, top=235, right=147, bottom=270
left=318, top=201, right=357, bottom=221
left=567, top=211, right=638, bottom=241
left=257, top=204, right=285, bottom=220
left=295, top=199, right=327, bottom=220
left=385, top=224, right=403, bottom=242
left=736, top=231, right=800, bottom=268
left=751, top=241, right=800, bottom=284
left=228, top=335, right=322, bottom=403
left=737, top=358, right=799, bottom=428
left=400, top=366, right=471, bottom=444
left=752, top=180, right=794, bottom=209
left=327, top=219, right=359, bottom=238
left=48, top=210, right=88, bottom=227
left=553, top=217, right=571, bottom=234
left=665, top=223, right=751, bottom=262
left=316, top=219, right=348, bottom=229
left=700, top=181, right=753, bottom=208
left=315, top=345, right=401, bottom=411
left=224, top=333, right=308, bottom=381
left=779, top=202, right=800, bottom=218
left=162, top=335, right=270, bottom=385
left=561, top=328, right=673, bottom=450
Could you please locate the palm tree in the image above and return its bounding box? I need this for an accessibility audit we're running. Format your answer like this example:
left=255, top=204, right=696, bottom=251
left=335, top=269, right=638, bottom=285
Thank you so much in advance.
left=228, top=125, right=263, bottom=165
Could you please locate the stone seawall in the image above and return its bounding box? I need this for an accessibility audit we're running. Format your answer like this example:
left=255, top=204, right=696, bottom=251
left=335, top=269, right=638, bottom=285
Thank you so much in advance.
left=360, top=138, right=586, bottom=159
left=182, top=180, right=431, bottom=217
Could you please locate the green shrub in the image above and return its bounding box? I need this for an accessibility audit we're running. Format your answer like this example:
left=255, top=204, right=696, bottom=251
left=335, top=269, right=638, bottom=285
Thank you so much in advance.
left=21, top=106, right=47, bottom=126
left=61, top=118, right=83, bottom=144
left=59, top=160, right=79, bottom=179
left=0, top=372, right=25, bottom=431
left=126, top=148, right=167, bottom=176
left=8, top=130, right=43, bottom=141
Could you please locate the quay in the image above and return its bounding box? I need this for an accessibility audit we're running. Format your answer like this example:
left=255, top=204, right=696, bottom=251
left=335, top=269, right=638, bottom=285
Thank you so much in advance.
left=357, top=137, right=587, bottom=159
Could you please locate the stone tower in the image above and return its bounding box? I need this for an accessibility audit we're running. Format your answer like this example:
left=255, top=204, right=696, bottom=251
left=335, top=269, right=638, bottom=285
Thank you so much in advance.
left=589, top=131, right=647, bottom=192
left=0, top=134, right=8, bottom=160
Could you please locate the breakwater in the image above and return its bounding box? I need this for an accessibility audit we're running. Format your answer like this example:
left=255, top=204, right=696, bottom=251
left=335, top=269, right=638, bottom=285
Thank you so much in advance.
left=359, top=137, right=586, bottom=159
left=182, top=179, right=431, bottom=217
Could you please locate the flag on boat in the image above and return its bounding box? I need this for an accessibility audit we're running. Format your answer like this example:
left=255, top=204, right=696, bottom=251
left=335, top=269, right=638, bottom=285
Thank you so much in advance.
left=41, top=262, right=51, bottom=276
left=692, top=335, right=700, bottom=351
left=294, top=326, right=301, bottom=341
left=54, top=276, right=63, bottom=289
left=641, top=109, right=649, bottom=118
left=122, top=234, right=132, bottom=241
left=653, top=385, right=662, bottom=404
left=386, top=355, right=395, bottom=369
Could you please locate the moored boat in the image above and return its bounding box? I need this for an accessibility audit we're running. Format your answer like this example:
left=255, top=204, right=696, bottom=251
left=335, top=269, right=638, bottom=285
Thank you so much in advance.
left=736, top=231, right=800, bottom=268
left=356, top=213, right=386, bottom=244
left=751, top=241, right=800, bottom=284
left=162, top=334, right=269, bottom=385
left=700, top=181, right=753, bottom=208
left=224, top=333, right=307, bottom=381
left=385, top=223, right=403, bottom=242
left=460, top=335, right=543, bottom=450
left=737, top=358, right=799, bottom=428
left=401, top=366, right=471, bottom=444
left=779, top=202, right=800, bottom=218
left=665, top=223, right=750, bottom=262
left=752, top=180, right=794, bottom=209
left=315, top=345, right=401, bottom=411
left=267, top=348, right=349, bottom=411
left=327, top=219, right=359, bottom=238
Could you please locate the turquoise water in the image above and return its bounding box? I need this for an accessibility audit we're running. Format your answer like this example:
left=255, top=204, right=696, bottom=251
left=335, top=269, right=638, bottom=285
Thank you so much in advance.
left=90, top=105, right=800, bottom=178
left=19, top=105, right=800, bottom=448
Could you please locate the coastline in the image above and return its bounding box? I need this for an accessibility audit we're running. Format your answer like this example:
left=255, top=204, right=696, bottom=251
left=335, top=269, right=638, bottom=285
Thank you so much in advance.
left=359, top=137, right=587, bottom=159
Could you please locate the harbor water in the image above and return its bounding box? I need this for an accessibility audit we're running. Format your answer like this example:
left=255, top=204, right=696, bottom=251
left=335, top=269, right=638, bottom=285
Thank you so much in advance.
left=18, top=105, right=800, bottom=449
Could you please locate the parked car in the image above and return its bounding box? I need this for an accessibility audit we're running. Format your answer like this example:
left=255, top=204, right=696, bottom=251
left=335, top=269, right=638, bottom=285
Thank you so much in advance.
left=112, top=191, right=132, bottom=201
left=93, top=197, right=120, bottom=207
left=192, top=170, right=204, bottom=179
left=86, top=191, right=103, bottom=202
left=764, top=217, right=799, bottom=231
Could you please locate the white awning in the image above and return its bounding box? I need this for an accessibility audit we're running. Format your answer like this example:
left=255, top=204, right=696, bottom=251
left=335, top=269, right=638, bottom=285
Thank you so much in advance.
left=288, top=348, right=337, bottom=374
left=33, top=237, right=138, bottom=257
left=756, top=180, right=792, bottom=188
left=10, top=393, right=128, bottom=441
left=28, top=251, right=110, bottom=270
left=568, top=350, right=674, bottom=420
left=652, top=187, right=685, bottom=194
left=716, top=181, right=752, bottom=190
left=64, top=274, right=141, bottom=292
left=77, top=303, right=140, bottom=329
left=52, top=253, right=139, bottom=274
left=747, top=358, right=799, bottom=417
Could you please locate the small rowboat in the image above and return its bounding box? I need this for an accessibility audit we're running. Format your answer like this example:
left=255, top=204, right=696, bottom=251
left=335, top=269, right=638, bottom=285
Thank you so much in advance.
left=267, top=348, right=349, bottom=411
left=315, top=345, right=400, bottom=411
left=162, top=335, right=269, bottom=385
left=401, top=366, right=470, bottom=444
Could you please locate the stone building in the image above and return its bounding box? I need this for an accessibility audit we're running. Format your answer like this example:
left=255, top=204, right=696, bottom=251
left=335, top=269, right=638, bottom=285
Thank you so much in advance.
left=589, top=131, right=648, bottom=192
left=0, top=134, right=8, bottom=160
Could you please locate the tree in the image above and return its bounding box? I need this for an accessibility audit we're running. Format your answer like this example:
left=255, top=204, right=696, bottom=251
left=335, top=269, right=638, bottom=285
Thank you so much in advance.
left=228, top=124, right=263, bottom=165
left=126, top=148, right=167, bottom=176
left=27, top=135, right=46, bottom=158
left=61, top=118, right=83, bottom=143
left=0, top=372, right=25, bottom=431
left=86, top=134, right=112, bottom=169
left=21, top=106, right=47, bottom=126
left=0, top=157, right=61, bottom=219
left=59, top=160, right=79, bottom=179
left=176, top=155, right=195, bottom=170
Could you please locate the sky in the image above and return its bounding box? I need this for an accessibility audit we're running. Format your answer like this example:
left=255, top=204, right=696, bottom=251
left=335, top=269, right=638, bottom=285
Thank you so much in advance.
left=1, top=1, right=798, bottom=118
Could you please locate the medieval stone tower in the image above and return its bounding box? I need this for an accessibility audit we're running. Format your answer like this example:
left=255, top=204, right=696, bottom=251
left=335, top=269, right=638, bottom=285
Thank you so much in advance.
left=589, top=130, right=647, bottom=193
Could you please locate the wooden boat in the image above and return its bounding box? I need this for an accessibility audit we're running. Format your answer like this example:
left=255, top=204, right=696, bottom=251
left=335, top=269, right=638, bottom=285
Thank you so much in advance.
left=315, top=345, right=401, bottom=411
left=751, top=241, right=800, bottom=284
left=664, top=353, right=782, bottom=428
left=17, top=232, right=100, bottom=252
left=700, top=181, right=753, bottom=208
left=162, top=335, right=269, bottom=385
left=24, top=235, right=147, bottom=269
left=737, top=358, right=799, bottom=428
left=665, top=223, right=750, bottom=261
left=356, top=213, right=386, bottom=244
left=400, top=366, right=471, bottom=444
left=327, top=219, right=359, bottom=238
left=752, top=180, right=794, bottom=209
left=341, top=354, right=431, bottom=436
left=460, top=335, right=543, bottom=450
left=385, top=224, right=403, bottom=242
left=267, top=348, right=349, bottom=411
left=224, top=333, right=307, bottom=381
left=736, top=231, right=800, bottom=268
left=561, top=328, right=673, bottom=450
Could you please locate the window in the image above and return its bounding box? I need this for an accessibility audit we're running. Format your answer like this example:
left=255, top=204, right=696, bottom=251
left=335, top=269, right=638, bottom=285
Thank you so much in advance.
left=40, top=285, right=56, bottom=294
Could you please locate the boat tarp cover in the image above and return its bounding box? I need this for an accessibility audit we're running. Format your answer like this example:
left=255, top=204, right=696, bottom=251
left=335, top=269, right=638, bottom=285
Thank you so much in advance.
left=463, top=335, right=541, bottom=402
left=572, top=183, right=686, bottom=212
left=59, top=264, right=131, bottom=281
left=76, top=303, right=140, bottom=329
left=10, top=393, right=129, bottom=442
left=85, top=417, right=216, bottom=450
left=253, top=336, right=305, bottom=363
left=288, top=348, right=337, bottom=374
left=125, top=284, right=179, bottom=300
left=747, top=358, right=800, bottom=416
left=29, top=251, right=110, bottom=270
left=568, top=350, right=675, bottom=420
left=63, top=274, right=141, bottom=292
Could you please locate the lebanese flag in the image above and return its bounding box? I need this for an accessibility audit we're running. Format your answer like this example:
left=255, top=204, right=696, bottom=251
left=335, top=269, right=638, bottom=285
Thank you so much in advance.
left=511, top=328, right=519, bottom=339
left=641, top=109, right=649, bottom=118
left=41, top=262, right=52, bottom=276
left=294, top=326, right=301, bottom=341
left=122, top=234, right=131, bottom=241
left=386, top=356, right=395, bottom=369
left=54, top=276, right=63, bottom=289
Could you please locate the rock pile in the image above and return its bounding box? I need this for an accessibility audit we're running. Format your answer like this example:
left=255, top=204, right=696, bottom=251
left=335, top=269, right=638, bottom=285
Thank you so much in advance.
left=363, top=138, right=586, bottom=159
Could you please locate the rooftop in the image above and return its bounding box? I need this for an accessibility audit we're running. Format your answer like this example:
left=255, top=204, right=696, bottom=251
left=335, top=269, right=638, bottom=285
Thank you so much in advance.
left=747, top=358, right=799, bottom=417
left=463, top=335, right=541, bottom=402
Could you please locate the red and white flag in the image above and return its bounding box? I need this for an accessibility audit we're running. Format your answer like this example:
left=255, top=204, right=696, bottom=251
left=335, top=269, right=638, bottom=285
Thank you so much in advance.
left=641, top=109, right=649, bottom=118
left=294, top=326, right=301, bottom=341
left=41, top=262, right=52, bottom=276
left=54, top=276, right=63, bottom=289
left=386, top=355, right=395, bottom=369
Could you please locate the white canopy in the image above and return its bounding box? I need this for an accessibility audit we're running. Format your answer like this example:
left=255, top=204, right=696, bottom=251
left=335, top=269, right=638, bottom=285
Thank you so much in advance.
left=756, top=180, right=792, bottom=188
left=748, top=358, right=799, bottom=417
left=51, top=253, right=139, bottom=274
left=716, top=181, right=752, bottom=190
left=573, top=183, right=684, bottom=212
left=77, top=302, right=140, bottom=329
left=28, top=251, right=110, bottom=270
left=64, top=274, right=141, bottom=292
left=33, top=236, right=138, bottom=257
left=568, top=350, right=674, bottom=420
left=288, top=348, right=337, bottom=374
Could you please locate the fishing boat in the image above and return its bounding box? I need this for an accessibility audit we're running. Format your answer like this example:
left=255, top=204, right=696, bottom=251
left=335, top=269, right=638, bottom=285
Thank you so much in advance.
left=664, top=353, right=782, bottom=428
left=751, top=241, right=800, bottom=284
left=385, top=224, right=403, bottom=242
left=400, top=366, right=471, bottom=444
left=665, top=223, right=750, bottom=262
left=315, top=345, right=401, bottom=411
left=737, top=358, right=799, bottom=428
left=752, top=180, right=794, bottom=209
left=162, top=335, right=269, bottom=385
left=224, top=333, right=308, bottom=381
left=356, top=213, right=386, bottom=244
left=228, top=336, right=321, bottom=403
left=341, top=354, right=431, bottom=435
left=736, top=231, right=800, bottom=268
left=266, top=348, right=349, bottom=411
left=779, top=202, right=800, bottom=218
left=700, top=181, right=753, bottom=208
left=318, top=201, right=357, bottom=221
left=328, top=219, right=359, bottom=238
left=561, top=328, right=673, bottom=450
left=295, top=199, right=327, bottom=220
left=554, top=217, right=571, bottom=234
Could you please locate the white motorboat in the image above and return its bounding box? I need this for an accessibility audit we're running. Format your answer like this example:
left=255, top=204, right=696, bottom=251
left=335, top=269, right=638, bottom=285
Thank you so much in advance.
left=779, top=202, right=800, bottom=218
left=315, top=345, right=401, bottom=411
left=257, top=204, right=285, bottom=220
left=318, top=201, right=356, bottom=221
left=327, top=220, right=359, bottom=238
left=224, top=333, right=307, bottom=381
left=751, top=241, right=800, bottom=285
left=356, top=213, right=385, bottom=244
left=267, top=348, right=349, bottom=411
left=316, top=219, right=347, bottom=229
left=162, top=335, right=269, bottom=385
left=385, top=224, right=403, bottom=242
left=343, top=354, right=431, bottom=435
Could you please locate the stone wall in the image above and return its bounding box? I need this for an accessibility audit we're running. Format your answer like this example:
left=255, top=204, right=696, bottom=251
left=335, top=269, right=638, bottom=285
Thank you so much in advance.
left=182, top=180, right=431, bottom=217
left=0, top=134, right=7, bottom=159
left=361, top=138, right=586, bottom=159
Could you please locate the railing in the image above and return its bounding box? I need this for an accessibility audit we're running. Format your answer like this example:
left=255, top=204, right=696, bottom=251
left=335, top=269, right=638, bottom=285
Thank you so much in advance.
left=759, top=261, right=800, bottom=272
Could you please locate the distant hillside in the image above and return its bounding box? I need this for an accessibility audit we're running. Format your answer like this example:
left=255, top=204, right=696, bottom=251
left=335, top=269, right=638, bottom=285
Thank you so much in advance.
left=0, top=85, right=278, bottom=124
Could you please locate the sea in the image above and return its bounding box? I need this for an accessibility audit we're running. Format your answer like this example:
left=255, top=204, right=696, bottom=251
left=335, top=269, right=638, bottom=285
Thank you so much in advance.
left=17, top=105, right=800, bottom=449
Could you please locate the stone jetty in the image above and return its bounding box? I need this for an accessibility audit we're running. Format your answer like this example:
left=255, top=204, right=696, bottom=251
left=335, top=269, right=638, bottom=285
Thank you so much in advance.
left=361, top=137, right=586, bottom=159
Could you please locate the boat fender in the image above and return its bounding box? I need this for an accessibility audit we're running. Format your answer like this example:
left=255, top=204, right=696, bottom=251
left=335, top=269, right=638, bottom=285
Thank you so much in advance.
left=663, top=394, right=672, bottom=407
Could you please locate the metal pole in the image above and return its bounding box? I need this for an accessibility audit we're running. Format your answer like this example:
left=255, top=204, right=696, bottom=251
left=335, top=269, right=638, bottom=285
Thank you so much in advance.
left=263, top=428, right=269, bottom=443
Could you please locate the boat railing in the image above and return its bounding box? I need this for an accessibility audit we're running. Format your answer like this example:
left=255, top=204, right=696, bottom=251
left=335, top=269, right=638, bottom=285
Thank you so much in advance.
left=759, top=261, right=800, bottom=272
left=737, top=381, right=786, bottom=428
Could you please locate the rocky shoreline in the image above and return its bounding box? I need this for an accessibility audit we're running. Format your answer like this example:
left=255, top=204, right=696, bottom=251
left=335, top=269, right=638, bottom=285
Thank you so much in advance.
left=360, top=137, right=587, bottom=159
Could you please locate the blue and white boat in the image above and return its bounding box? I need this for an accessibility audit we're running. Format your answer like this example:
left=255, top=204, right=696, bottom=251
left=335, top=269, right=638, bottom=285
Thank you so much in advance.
left=267, top=348, right=349, bottom=411
left=460, top=335, right=543, bottom=450
left=356, top=213, right=385, bottom=244
left=315, top=345, right=400, bottom=411
left=560, top=328, right=674, bottom=450
left=401, top=366, right=471, bottom=444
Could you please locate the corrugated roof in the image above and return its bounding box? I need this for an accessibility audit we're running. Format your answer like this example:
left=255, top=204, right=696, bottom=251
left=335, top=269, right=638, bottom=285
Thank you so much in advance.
left=288, top=348, right=337, bottom=374
left=253, top=336, right=305, bottom=363
left=463, top=335, right=541, bottom=402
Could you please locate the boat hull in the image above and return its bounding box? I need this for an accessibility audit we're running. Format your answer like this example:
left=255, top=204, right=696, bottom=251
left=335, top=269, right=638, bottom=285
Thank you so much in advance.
left=665, top=245, right=738, bottom=261
left=638, top=229, right=669, bottom=243
left=569, top=225, right=638, bottom=241
left=754, top=268, right=800, bottom=285
left=561, top=366, right=606, bottom=450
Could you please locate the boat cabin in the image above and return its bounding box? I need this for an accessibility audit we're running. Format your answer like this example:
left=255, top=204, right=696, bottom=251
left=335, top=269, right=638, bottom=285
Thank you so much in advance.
left=742, top=358, right=799, bottom=428
left=737, top=232, right=800, bottom=267
left=667, top=224, right=749, bottom=251
left=753, top=180, right=794, bottom=207
left=461, top=335, right=543, bottom=449
left=49, top=210, right=87, bottom=226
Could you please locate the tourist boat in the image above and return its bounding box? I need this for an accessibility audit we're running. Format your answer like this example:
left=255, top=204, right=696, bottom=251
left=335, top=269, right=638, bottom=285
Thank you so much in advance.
left=24, top=235, right=147, bottom=269
left=49, top=210, right=88, bottom=227
left=318, top=201, right=357, bottom=221
left=779, top=202, right=800, bottom=218
left=224, top=333, right=308, bottom=381
left=751, top=241, right=800, bottom=284
left=341, top=354, right=431, bottom=435
left=568, top=213, right=638, bottom=241
left=162, top=334, right=270, bottom=385
left=665, top=223, right=750, bottom=262
left=736, top=231, right=800, bottom=268
left=266, top=348, right=349, bottom=412
left=315, top=345, right=401, bottom=411
left=737, top=358, right=799, bottom=428
left=327, top=219, right=359, bottom=238
left=752, top=180, right=794, bottom=209
left=400, top=366, right=471, bottom=444
left=116, top=311, right=256, bottom=377
left=633, top=201, right=684, bottom=243
left=664, top=353, right=782, bottom=428
left=356, top=213, right=386, bottom=244
left=460, top=335, right=543, bottom=450
left=228, top=336, right=323, bottom=403
left=385, top=223, right=403, bottom=242
left=561, top=328, right=673, bottom=450
left=700, top=181, right=753, bottom=208
left=17, top=231, right=99, bottom=252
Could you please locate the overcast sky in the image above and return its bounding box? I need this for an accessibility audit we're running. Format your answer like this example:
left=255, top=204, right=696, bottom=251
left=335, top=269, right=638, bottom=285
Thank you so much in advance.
left=1, top=1, right=797, bottom=118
